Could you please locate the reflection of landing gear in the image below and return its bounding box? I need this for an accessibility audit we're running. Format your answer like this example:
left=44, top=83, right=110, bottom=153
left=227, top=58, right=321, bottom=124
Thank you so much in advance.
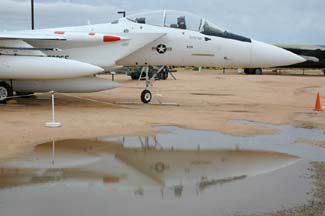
left=141, top=89, right=152, bottom=104
left=0, top=82, right=13, bottom=103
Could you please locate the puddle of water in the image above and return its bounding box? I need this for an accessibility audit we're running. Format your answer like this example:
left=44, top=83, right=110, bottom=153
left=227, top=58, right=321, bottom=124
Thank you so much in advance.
left=120, top=122, right=325, bottom=162
left=0, top=140, right=299, bottom=189
left=0, top=123, right=325, bottom=216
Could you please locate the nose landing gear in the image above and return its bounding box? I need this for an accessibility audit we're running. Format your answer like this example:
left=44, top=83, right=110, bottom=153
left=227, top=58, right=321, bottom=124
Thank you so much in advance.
left=138, top=65, right=157, bottom=104
left=137, top=65, right=177, bottom=105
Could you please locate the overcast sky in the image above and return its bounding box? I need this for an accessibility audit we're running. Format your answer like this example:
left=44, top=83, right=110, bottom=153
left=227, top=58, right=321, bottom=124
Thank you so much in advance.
left=0, top=0, right=324, bottom=44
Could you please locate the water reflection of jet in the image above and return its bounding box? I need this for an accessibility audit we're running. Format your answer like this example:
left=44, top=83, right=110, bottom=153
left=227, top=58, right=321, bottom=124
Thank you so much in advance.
left=0, top=138, right=299, bottom=196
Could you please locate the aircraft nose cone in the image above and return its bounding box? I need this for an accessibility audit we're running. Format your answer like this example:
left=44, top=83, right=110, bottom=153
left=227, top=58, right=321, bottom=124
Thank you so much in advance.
left=251, top=40, right=305, bottom=68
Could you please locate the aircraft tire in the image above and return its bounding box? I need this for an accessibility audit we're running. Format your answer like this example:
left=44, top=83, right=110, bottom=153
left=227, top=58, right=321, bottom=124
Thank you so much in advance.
left=141, top=89, right=152, bottom=104
left=0, top=82, right=13, bottom=103
left=131, top=74, right=140, bottom=80
left=255, top=68, right=263, bottom=75
left=157, top=71, right=164, bottom=80
left=162, top=70, right=169, bottom=80
left=244, top=69, right=253, bottom=74
left=244, top=68, right=263, bottom=75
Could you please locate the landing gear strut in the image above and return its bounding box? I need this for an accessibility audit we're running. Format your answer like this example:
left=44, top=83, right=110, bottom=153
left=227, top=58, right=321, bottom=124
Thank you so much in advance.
left=0, top=82, right=13, bottom=103
left=138, top=65, right=154, bottom=104
left=138, top=65, right=170, bottom=104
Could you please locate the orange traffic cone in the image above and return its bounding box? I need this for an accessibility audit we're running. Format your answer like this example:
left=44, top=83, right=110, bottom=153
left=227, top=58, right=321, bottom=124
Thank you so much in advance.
left=315, top=92, right=322, bottom=111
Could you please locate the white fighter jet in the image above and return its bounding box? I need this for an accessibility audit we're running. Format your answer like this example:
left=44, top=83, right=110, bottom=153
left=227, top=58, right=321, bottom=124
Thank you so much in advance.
left=0, top=10, right=304, bottom=103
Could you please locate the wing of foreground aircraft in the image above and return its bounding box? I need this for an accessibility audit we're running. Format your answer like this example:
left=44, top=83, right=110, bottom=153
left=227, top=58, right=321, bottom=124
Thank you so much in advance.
left=0, top=35, right=101, bottom=80
left=0, top=32, right=66, bottom=41
left=0, top=31, right=166, bottom=78
left=0, top=30, right=165, bottom=102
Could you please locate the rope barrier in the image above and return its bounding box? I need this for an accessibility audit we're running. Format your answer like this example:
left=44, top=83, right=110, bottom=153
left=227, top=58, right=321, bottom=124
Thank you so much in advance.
left=4, top=92, right=117, bottom=107
left=56, top=92, right=118, bottom=106
left=5, top=94, right=36, bottom=100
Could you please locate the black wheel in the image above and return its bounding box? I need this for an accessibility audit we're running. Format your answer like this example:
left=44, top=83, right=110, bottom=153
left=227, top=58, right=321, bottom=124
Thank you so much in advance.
left=157, top=67, right=169, bottom=80
left=157, top=71, right=164, bottom=80
left=162, top=71, right=169, bottom=80
left=141, top=89, right=152, bottom=104
left=255, top=68, right=263, bottom=75
left=0, top=82, right=13, bottom=103
left=244, top=68, right=262, bottom=75
left=131, top=75, right=139, bottom=80
left=244, top=69, right=253, bottom=74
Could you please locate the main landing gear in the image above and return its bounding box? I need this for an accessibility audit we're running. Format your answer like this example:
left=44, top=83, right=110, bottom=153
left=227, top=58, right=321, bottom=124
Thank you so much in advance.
left=0, top=82, right=13, bottom=103
left=244, top=68, right=263, bottom=75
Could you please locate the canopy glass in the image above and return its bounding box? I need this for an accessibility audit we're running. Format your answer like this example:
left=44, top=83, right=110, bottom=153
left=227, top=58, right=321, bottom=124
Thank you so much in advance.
left=126, top=10, right=251, bottom=42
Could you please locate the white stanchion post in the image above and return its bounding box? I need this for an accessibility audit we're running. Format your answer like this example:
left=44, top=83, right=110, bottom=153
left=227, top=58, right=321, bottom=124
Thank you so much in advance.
left=45, top=91, right=62, bottom=128
left=52, top=140, right=55, bottom=166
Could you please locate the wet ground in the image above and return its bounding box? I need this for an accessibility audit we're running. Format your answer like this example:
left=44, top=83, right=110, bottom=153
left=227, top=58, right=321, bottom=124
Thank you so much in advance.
left=1, top=121, right=325, bottom=216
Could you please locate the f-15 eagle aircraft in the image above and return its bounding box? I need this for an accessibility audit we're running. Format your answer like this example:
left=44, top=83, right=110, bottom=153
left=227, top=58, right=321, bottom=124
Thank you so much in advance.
left=0, top=10, right=304, bottom=103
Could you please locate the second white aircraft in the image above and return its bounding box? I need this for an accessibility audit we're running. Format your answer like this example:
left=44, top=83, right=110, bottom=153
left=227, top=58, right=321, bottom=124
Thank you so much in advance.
left=0, top=10, right=304, bottom=103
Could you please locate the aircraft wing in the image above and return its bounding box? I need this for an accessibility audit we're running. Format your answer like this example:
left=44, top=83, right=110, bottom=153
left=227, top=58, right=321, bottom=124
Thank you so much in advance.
left=52, top=32, right=166, bottom=69
left=115, top=151, right=164, bottom=185
left=0, top=31, right=66, bottom=41
left=0, top=31, right=67, bottom=56
left=0, top=31, right=166, bottom=69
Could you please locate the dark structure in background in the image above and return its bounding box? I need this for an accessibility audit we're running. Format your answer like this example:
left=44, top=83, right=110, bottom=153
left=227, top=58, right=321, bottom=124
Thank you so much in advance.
left=277, top=44, right=325, bottom=70
left=31, top=0, right=34, bottom=30
left=244, top=45, right=325, bottom=75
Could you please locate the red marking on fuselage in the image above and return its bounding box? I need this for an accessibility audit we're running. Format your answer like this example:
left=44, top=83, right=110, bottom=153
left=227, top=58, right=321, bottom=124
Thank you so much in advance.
left=103, top=35, right=120, bottom=42
left=89, top=32, right=96, bottom=36
left=54, top=31, right=65, bottom=35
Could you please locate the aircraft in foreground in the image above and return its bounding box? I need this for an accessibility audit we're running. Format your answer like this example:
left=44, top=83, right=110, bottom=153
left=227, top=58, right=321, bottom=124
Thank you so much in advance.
left=0, top=10, right=305, bottom=103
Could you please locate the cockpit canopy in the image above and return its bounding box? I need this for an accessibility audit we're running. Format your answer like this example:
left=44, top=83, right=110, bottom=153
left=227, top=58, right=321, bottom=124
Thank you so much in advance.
left=126, top=10, right=251, bottom=43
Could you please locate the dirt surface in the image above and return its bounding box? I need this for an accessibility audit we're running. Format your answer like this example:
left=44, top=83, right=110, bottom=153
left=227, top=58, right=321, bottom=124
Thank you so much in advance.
left=1, top=69, right=325, bottom=161
left=244, top=162, right=325, bottom=216
left=295, top=139, right=325, bottom=148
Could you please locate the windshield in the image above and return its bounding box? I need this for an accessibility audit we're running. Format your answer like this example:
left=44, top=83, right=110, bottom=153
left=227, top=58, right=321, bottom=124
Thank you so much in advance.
left=201, top=20, right=224, bottom=36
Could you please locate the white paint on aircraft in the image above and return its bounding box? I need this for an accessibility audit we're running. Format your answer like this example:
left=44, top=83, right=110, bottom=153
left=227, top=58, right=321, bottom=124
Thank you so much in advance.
left=0, top=10, right=305, bottom=97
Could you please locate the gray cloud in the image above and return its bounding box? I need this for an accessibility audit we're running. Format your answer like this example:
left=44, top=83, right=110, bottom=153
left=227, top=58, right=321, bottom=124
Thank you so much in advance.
left=0, top=0, right=324, bottom=44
